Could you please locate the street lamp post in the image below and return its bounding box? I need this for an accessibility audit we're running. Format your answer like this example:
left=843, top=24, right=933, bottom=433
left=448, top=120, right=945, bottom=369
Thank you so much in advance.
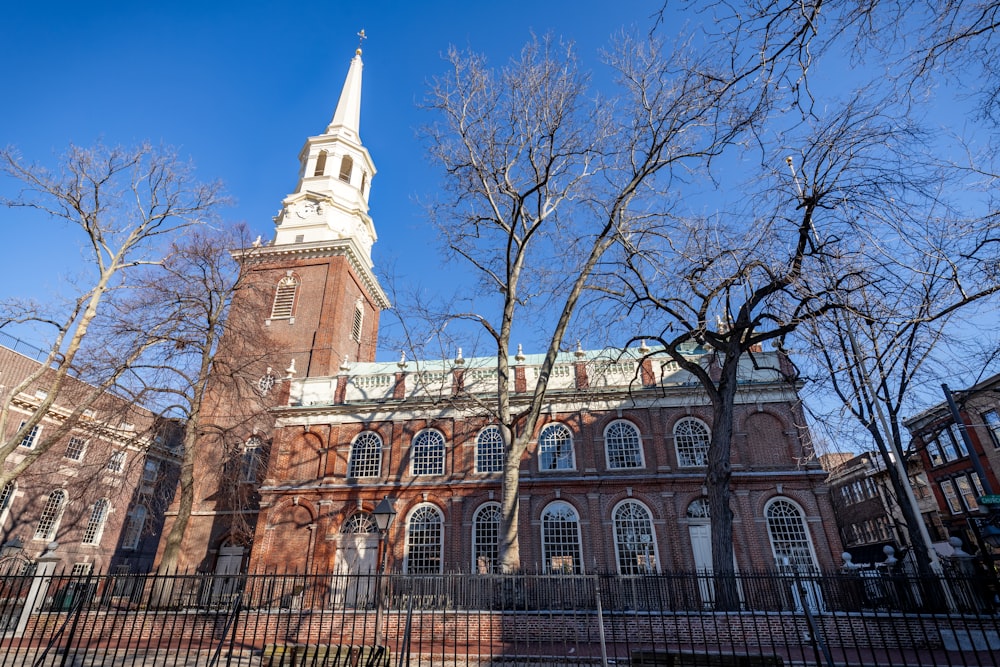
left=371, top=497, right=396, bottom=653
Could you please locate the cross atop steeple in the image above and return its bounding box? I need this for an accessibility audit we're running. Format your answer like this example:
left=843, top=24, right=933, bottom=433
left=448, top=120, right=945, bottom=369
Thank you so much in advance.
left=357, top=29, right=366, bottom=54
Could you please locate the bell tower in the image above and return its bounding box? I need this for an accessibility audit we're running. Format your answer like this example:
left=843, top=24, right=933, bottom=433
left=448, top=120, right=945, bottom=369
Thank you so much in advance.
left=247, top=46, right=388, bottom=375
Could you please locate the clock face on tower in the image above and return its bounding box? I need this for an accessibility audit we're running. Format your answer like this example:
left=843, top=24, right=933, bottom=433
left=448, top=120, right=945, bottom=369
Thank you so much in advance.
left=293, top=201, right=324, bottom=219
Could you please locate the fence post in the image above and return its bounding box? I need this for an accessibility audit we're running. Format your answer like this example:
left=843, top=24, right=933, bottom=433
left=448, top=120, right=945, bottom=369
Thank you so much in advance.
left=594, top=575, right=609, bottom=667
left=14, top=542, right=60, bottom=637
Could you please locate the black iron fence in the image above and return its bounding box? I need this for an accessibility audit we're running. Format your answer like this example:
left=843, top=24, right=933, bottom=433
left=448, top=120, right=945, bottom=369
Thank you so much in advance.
left=1, top=568, right=998, bottom=666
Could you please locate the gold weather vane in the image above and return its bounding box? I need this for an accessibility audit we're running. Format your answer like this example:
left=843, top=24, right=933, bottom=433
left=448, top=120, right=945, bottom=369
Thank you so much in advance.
left=357, top=29, right=367, bottom=54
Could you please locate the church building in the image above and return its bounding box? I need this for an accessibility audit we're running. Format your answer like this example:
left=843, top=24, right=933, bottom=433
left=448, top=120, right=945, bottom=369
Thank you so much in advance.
left=157, top=48, right=842, bottom=581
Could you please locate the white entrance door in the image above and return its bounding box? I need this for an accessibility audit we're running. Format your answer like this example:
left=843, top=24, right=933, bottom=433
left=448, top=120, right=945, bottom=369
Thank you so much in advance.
left=689, top=524, right=743, bottom=608
left=689, top=524, right=715, bottom=606
left=333, top=535, right=378, bottom=607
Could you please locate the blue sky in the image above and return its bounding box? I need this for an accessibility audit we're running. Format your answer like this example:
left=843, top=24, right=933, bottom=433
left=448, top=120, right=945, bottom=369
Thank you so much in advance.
left=2, top=1, right=997, bottom=440
left=0, top=1, right=662, bottom=358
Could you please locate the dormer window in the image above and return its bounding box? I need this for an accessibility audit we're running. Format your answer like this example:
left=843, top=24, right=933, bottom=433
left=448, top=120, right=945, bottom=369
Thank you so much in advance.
left=339, top=156, right=353, bottom=183
left=314, top=151, right=328, bottom=177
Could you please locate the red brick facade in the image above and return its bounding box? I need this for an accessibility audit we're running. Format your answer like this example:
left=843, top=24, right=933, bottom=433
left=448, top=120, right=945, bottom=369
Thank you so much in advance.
left=248, top=353, right=841, bottom=574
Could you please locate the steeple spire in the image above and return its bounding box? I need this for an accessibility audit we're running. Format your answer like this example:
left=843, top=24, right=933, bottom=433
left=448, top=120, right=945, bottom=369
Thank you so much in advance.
left=327, top=41, right=364, bottom=141
left=271, top=42, right=378, bottom=266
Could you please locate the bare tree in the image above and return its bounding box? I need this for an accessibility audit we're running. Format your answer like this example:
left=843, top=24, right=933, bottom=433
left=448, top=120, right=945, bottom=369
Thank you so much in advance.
left=110, top=224, right=280, bottom=572
left=799, top=208, right=1000, bottom=578
left=667, top=1, right=1000, bottom=121
left=418, top=32, right=754, bottom=571
left=0, top=142, right=224, bottom=488
left=606, top=91, right=968, bottom=605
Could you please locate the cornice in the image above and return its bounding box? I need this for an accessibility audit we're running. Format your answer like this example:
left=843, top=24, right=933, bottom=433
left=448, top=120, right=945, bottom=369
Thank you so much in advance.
left=239, top=240, right=390, bottom=309
left=271, top=380, right=801, bottom=426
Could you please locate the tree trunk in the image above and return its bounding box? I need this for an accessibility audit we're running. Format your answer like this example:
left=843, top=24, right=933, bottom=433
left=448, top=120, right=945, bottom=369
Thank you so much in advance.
left=708, top=349, right=740, bottom=610
left=498, top=446, right=522, bottom=572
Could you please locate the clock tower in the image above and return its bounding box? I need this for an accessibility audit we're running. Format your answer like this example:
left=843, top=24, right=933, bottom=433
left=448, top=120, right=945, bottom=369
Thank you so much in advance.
left=246, top=46, right=388, bottom=376
left=152, top=47, right=388, bottom=573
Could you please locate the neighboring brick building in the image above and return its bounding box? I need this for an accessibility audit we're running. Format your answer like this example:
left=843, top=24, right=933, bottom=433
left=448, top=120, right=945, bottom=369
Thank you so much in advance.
left=0, top=339, right=179, bottom=573
left=904, top=376, right=1000, bottom=557
left=823, top=451, right=945, bottom=565
left=161, top=48, right=842, bottom=584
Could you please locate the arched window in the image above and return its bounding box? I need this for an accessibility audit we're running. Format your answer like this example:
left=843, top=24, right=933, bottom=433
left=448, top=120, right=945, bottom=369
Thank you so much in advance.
left=270, top=274, right=299, bottom=320
left=473, top=503, right=502, bottom=573
left=475, top=426, right=504, bottom=473
left=605, top=420, right=643, bottom=469
left=613, top=501, right=657, bottom=574
left=341, top=512, right=378, bottom=534
left=313, top=150, right=328, bottom=176
left=34, top=489, right=66, bottom=541
left=405, top=504, right=443, bottom=574
left=541, top=501, right=582, bottom=574
left=674, top=417, right=710, bottom=467
left=765, top=498, right=819, bottom=571
left=538, top=423, right=575, bottom=471
left=347, top=431, right=382, bottom=478
left=686, top=498, right=711, bottom=519
left=339, top=155, right=354, bottom=182
left=121, top=505, right=147, bottom=550
left=82, top=498, right=110, bottom=545
left=411, top=429, right=445, bottom=476
left=241, top=437, right=265, bottom=483
left=360, top=171, right=368, bottom=195
left=0, top=481, right=15, bottom=525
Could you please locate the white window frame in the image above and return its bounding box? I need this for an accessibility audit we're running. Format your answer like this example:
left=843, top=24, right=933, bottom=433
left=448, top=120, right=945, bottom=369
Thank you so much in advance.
left=541, top=500, right=583, bottom=574
left=65, top=436, right=88, bottom=461
left=604, top=420, right=644, bottom=470
left=941, top=479, right=963, bottom=514
left=270, top=274, right=299, bottom=320
left=107, top=450, right=126, bottom=474
left=472, top=502, right=502, bottom=573
left=341, top=512, right=378, bottom=534
left=18, top=421, right=42, bottom=449
left=347, top=431, right=382, bottom=479
left=612, top=500, right=658, bottom=575
left=538, top=423, right=575, bottom=472
left=121, top=505, right=147, bottom=550
left=674, top=417, right=710, bottom=467
left=34, top=489, right=67, bottom=541
left=410, top=429, right=445, bottom=476
left=71, top=562, right=93, bottom=577
left=475, top=426, right=505, bottom=474
left=82, top=498, right=110, bottom=545
left=241, top=437, right=265, bottom=483
left=764, top=497, right=819, bottom=572
left=0, top=481, right=15, bottom=526
left=404, top=504, right=444, bottom=574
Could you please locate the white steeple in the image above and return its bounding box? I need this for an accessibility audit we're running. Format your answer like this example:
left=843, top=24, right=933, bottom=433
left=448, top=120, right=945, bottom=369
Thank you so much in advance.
left=272, top=45, right=378, bottom=265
